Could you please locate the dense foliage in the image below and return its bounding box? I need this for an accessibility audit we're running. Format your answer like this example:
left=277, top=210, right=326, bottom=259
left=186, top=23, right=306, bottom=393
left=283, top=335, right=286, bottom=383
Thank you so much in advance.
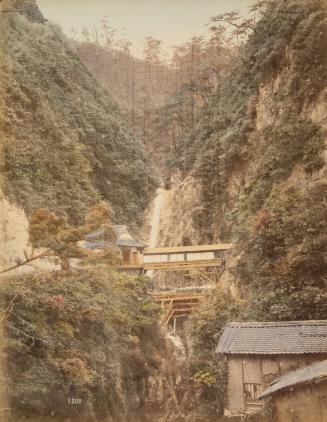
left=239, top=180, right=327, bottom=321
left=0, top=267, right=160, bottom=421
left=185, top=0, right=327, bottom=418
left=2, top=10, right=157, bottom=226
left=172, top=0, right=327, bottom=240
left=28, top=202, right=116, bottom=271
left=186, top=290, right=241, bottom=415
left=183, top=0, right=327, bottom=296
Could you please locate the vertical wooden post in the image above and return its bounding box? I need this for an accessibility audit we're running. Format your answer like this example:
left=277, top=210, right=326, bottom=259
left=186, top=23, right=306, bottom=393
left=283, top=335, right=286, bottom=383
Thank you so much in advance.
left=173, top=317, right=177, bottom=335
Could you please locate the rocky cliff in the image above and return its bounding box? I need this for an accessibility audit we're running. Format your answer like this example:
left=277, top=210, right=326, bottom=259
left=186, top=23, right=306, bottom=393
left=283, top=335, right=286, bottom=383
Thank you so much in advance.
left=159, top=2, right=327, bottom=417
left=161, top=0, right=327, bottom=296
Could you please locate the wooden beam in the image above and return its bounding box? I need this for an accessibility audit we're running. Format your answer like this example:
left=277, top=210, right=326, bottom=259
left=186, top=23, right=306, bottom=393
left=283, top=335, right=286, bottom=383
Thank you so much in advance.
left=162, top=308, right=175, bottom=326
left=170, top=314, right=191, bottom=318
left=152, top=294, right=204, bottom=303
left=144, top=244, right=232, bottom=255
left=120, top=260, right=223, bottom=272
left=170, top=308, right=195, bottom=313
left=155, top=294, right=200, bottom=300
left=163, top=310, right=194, bottom=326
left=194, top=268, right=216, bottom=284
left=120, top=265, right=144, bottom=270
left=143, top=259, right=223, bottom=271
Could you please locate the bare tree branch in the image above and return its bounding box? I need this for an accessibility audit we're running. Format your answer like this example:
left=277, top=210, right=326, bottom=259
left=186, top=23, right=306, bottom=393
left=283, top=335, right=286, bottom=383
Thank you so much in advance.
left=5, top=323, right=46, bottom=343
left=0, top=250, right=52, bottom=275
left=1, top=294, right=18, bottom=323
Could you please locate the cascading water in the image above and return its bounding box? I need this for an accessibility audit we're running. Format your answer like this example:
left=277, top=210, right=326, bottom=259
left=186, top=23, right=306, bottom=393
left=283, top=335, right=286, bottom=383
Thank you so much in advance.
left=149, top=187, right=164, bottom=248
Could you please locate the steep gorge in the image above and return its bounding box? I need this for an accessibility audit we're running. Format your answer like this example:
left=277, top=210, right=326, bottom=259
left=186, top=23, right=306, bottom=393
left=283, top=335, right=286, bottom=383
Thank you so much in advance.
left=161, top=0, right=327, bottom=293
left=1, top=0, right=327, bottom=421
left=0, top=2, right=198, bottom=422
left=157, top=0, right=327, bottom=418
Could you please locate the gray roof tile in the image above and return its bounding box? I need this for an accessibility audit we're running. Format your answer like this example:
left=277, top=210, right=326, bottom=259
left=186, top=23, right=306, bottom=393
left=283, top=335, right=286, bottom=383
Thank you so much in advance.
left=216, top=321, right=327, bottom=355
left=260, top=359, right=327, bottom=398
left=85, top=225, right=147, bottom=249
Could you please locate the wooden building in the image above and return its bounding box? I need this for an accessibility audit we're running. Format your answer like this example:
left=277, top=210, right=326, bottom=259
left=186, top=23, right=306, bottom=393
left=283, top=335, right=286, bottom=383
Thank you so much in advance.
left=216, top=321, right=327, bottom=417
left=84, top=225, right=147, bottom=266
left=260, top=359, right=327, bottom=422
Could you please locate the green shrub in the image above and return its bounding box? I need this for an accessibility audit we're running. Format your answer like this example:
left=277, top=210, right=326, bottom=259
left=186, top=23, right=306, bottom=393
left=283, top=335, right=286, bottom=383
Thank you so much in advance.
left=186, top=290, right=242, bottom=416
left=0, top=267, right=160, bottom=421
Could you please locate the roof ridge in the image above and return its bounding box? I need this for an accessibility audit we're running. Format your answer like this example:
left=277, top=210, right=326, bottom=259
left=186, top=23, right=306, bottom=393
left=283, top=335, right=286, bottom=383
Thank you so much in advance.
left=217, top=321, right=327, bottom=355
left=227, top=320, right=327, bottom=327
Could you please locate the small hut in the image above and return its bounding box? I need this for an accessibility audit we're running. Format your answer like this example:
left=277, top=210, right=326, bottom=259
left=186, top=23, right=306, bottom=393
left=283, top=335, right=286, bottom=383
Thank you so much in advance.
left=84, top=225, right=147, bottom=266
left=260, top=359, right=327, bottom=422
left=216, top=321, right=327, bottom=417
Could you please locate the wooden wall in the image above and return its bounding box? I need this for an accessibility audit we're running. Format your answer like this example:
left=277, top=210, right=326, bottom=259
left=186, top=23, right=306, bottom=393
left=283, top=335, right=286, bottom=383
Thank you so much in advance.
left=226, top=354, right=327, bottom=416
left=227, top=357, right=244, bottom=414
left=273, top=381, right=327, bottom=422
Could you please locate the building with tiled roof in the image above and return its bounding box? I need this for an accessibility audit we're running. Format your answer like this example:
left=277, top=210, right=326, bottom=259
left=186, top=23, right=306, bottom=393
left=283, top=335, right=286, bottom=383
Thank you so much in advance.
left=259, top=360, right=327, bottom=422
left=216, top=321, right=327, bottom=417
left=216, top=321, right=327, bottom=355
left=83, top=225, right=147, bottom=268
left=84, top=225, right=147, bottom=250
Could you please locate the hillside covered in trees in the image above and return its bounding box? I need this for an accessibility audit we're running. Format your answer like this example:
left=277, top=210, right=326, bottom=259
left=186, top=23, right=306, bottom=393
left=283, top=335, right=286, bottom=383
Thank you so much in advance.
left=71, top=0, right=327, bottom=418
left=1, top=0, right=327, bottom=421
left=176, top=0, right=327, bottom=316
left=75, top=22, right=231, bottom=174
left=1, top=0, right=157, bottom=226
left=160, top=0, right=327, bottom=416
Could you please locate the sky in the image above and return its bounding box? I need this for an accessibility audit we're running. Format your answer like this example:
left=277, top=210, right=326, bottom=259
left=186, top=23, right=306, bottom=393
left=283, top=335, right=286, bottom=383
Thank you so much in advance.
left=37, top=0, right=252, bottom=55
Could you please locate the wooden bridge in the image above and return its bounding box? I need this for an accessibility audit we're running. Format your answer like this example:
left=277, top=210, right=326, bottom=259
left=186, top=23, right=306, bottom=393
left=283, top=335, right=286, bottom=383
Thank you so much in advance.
left=120, top=243, right=232, bottom=329
left=120, top=243, right=232, bottom=272
left=85, top=227, right=232, bottom=328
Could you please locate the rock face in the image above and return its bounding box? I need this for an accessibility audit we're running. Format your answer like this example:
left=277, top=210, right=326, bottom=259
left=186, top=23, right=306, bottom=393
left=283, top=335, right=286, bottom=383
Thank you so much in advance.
left=0, top=194, right=29, bottom=271
left=159, top=0, right=327, bottom=296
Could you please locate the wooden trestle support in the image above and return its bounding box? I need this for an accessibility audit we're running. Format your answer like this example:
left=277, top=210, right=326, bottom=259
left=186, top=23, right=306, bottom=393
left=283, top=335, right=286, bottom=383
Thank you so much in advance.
left=151, top=291, right=205, bottom=329
left=119, top=243, right=232, bottom=330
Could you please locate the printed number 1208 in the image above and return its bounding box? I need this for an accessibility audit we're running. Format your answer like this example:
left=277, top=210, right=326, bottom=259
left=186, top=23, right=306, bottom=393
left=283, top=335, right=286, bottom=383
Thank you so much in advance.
left=68, top=398, right=82, bottom=405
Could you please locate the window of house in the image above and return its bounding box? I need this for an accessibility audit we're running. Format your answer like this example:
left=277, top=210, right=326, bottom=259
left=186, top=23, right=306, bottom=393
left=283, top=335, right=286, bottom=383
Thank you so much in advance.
left=244, top=383, right=263, bottom=405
